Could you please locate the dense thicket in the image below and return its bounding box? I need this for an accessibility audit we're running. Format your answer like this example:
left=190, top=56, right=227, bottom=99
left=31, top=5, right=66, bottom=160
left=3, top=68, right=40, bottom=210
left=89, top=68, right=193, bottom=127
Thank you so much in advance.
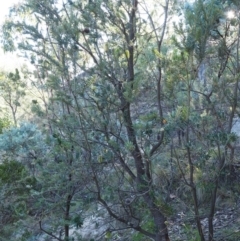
left=0, top=0, right=240, bottom=241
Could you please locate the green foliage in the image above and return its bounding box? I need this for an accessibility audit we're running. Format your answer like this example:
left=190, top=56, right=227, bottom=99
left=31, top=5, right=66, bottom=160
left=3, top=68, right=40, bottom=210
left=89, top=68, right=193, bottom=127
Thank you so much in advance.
left=182, top=223, right=201, bottom=241
left=0, top=69, right=26, bottom=125
left=72, top=216, right=84, bottom=229
left=207, top=131, right=238, bottom=146
left=0, top=117, right=11, bottom=134
left=155, top=197, right=174, bottom=217
left=1, top=0, right=240, bottom=240
left=0, top=160, right=26, bottom=184
left=173, top=0, right=224, bottom=59
left=132, top=232, right=152, bottom=241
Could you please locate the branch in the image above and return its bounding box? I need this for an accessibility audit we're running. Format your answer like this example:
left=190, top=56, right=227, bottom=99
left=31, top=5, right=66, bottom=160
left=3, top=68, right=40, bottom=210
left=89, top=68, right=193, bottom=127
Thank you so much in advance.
left=39, top=221, right=63, bottom=241
left=150, top=131, right=164, bottom=156
left=92, top=167, right=154, bottom=239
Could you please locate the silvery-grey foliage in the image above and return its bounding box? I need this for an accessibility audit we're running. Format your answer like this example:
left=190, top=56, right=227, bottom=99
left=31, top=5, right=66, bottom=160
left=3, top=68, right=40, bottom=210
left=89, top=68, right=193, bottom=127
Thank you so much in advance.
left=0, top=122, right=50, bottom=162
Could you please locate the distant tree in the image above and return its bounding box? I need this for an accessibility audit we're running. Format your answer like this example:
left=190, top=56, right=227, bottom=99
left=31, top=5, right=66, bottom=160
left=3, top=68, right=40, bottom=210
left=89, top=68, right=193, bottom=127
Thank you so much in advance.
left=0, top=69, right=26, bottom=125
left=0, top=116, right=11, bottom=133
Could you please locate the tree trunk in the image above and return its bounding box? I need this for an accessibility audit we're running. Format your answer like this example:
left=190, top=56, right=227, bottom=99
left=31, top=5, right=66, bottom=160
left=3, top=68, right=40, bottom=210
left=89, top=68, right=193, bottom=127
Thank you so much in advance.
left=121, top=103, right=169, bottom=240
left=64, top=194, right=72, bottom=240
left=144, top=196, right=170, bottom=241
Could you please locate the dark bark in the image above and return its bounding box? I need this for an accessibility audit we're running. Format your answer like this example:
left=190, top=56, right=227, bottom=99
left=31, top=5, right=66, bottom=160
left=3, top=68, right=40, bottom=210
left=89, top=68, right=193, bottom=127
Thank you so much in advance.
left=143, top=194, right=170, bottom=241
left=187, top=146, right=205, bottom=241
left=208, top=181, right=218, bottom=241
left=208, top=153, right=225, bottom=241
left=64, top=193, right=72, bottom=240
left=39, top=221, right=63, bottom=241
left=121, top=83, right=169, bottom=241
left=117, top=2, right=170, bottom=240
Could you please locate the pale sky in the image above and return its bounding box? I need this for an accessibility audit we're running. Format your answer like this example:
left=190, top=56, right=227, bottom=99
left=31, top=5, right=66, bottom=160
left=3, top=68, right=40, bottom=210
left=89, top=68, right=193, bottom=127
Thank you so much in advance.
left=0, top=0, right=24, bottom=71
left=0, top=0, right=21, bottom=24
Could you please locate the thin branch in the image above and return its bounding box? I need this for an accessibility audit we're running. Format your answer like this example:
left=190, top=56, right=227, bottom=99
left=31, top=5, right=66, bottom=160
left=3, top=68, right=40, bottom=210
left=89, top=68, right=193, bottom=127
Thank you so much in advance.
left=39, top=221, right=63, bottom=241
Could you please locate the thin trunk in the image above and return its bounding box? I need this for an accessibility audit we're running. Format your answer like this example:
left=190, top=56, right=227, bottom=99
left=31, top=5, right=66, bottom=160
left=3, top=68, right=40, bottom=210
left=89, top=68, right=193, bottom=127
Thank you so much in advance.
left=208, top=181, right=218, bottom=241
left=9, top=102, right=17, bottom=126
left=64, top=193, right=72, bottom=240
left=187, top=146, right=205, bottom=241
left=121, top=96, right=169, bottom=241
left=208, top=152, right=225, bottom=241
left=146, top=0, right=169, bottom=120
left=186, top=78, right=205, bottom=241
